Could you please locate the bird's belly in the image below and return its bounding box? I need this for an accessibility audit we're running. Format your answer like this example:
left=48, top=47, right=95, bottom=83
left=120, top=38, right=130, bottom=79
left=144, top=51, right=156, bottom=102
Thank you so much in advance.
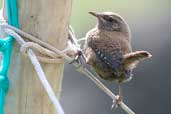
left=92, top=61, right=118, bottom=81
left=92, top=60, right=132, bottom=82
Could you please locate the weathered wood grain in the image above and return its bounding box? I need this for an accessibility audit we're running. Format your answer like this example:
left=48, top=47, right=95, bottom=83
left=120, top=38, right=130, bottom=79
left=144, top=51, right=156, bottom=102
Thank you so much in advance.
left=5, top=0, right=72, bottom=114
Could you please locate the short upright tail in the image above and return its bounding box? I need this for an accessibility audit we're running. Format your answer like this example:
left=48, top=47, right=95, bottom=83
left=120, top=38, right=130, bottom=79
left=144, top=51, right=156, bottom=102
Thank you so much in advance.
left=123, top=51, right=152, bottom=68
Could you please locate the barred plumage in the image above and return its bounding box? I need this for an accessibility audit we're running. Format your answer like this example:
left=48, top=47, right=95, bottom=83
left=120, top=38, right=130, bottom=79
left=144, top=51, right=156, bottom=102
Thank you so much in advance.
left=84, top=11, right=151, bottom=83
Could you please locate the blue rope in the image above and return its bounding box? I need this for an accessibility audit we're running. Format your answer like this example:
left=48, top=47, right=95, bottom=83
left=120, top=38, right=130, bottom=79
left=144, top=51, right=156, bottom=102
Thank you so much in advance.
left=0, top=0, right=19, bottom=114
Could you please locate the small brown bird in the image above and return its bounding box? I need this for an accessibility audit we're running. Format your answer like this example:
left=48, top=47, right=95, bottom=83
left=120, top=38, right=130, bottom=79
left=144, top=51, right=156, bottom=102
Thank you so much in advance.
left=84, top=11, right=152, bottom=98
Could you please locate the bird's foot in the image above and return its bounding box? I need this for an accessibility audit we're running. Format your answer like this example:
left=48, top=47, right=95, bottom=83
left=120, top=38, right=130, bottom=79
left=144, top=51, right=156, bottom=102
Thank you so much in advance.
left=69, top=50, right=83, bottom=64
left=69, top=50, right=88, bottom=71
left=111, top=95, right=123, bottom=110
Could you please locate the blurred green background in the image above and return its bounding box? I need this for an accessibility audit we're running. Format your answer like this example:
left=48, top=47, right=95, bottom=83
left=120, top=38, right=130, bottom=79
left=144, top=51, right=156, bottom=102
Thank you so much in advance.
left=0, top=0, right=2, bottom=7
left=0, top=0, right=170, bottom=114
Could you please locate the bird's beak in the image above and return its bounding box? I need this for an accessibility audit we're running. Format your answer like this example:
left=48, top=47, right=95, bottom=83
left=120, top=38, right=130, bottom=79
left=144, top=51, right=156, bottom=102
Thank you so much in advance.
left=88, top=12, right=100, bottom=18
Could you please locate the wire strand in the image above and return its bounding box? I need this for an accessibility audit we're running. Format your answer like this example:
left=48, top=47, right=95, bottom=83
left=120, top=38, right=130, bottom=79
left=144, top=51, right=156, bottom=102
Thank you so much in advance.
left=0, top=23, right=135, bottom=114
left=2, top=27, right=65, bottom=114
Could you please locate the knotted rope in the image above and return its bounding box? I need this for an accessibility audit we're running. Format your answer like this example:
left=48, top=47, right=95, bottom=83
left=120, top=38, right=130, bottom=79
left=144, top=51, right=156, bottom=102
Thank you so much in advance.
left=1, top=24, right=65, bottom=114
left=2, top=24, right=77, bottom=64
left=0, top=23, right=135, bottom=114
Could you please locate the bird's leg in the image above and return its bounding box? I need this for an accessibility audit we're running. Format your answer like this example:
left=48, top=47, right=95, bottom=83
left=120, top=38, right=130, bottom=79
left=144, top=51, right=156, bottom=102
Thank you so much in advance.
left=118, top=83, right=123, bottom=101
left=111, top=83, right=123, bottom=110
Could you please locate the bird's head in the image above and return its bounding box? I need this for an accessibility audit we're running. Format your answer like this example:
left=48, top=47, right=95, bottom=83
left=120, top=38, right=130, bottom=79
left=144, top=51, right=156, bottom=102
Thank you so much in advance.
left=89, top=11, right=130, bottom=34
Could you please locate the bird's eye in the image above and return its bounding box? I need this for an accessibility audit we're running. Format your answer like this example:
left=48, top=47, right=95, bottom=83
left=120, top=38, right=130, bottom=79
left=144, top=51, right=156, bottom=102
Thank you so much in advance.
left=108, top=18, right=114, bottom=22
left=103, top=16, right=114, bottom=22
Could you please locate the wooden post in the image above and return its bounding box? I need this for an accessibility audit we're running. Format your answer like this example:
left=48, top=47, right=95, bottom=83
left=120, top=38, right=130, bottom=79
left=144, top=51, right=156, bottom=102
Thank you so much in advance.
left=5, top=0, right=72, bottom=114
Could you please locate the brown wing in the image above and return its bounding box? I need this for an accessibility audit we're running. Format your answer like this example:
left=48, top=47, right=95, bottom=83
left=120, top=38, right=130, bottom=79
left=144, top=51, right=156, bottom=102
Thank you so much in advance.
left=86, top=31, right=131, bottom=71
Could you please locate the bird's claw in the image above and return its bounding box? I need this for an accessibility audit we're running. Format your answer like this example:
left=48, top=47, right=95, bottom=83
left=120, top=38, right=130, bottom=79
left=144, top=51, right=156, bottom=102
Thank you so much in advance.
left=69, top=50, right=87, bottom=70
left=69, top=55, right=79, bottom=64
left=69, top=50, right=83, bottom=64
left=111, top=95, right=122, bottom=110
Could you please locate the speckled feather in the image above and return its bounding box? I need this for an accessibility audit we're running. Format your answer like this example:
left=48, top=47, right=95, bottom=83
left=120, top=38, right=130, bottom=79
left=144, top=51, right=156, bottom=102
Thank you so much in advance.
left=84, top=28, right=132, bottom=82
